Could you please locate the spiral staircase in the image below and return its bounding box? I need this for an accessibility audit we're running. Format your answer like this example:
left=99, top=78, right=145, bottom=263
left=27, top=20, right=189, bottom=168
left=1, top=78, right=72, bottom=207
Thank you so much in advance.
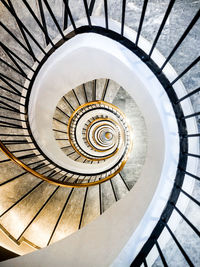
left=0, top=0, right=199, bottom=266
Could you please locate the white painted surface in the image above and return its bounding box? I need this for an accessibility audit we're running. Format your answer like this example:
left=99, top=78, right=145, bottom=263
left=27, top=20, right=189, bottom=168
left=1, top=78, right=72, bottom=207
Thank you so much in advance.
left=28, top=32, right=174, bottom=177
left=6, top=18, right=197, bottom=267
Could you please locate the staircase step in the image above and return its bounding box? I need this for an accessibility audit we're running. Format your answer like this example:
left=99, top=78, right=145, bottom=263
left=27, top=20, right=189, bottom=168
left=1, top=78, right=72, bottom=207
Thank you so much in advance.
left=80, top=185, right=100, bottom=228
left=103, top=79, right=121, bottom=102
left=95, top=78, right=107, bottom=101
left=0, top=181, right=57, bottom=240
left=22, top=186, right=73, bottom=248
left=0, top=161, right=25, bottom=185
left=74, top=85, right=87, bottom=105
left=49, top=187, right=87, bottom=245
left=101, top=179, right=117, bottom=212
left=0, top=173, right=39, bottom=216
left=111, top=174, right=130, bottom=200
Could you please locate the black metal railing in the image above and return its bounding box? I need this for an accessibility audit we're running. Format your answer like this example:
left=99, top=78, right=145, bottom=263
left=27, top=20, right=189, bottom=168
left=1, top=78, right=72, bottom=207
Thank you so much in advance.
left=0, top=0, right=199, bottom=265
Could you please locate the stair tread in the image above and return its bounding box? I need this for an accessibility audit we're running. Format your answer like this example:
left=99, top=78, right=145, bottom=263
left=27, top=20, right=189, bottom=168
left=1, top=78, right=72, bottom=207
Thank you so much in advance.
left=22, top=187, right=72, bottom=248
left=49, top=187, right=87, bottom=245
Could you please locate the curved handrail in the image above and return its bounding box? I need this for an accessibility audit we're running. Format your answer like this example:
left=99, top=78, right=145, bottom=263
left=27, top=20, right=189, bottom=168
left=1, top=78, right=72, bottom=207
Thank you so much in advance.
left=0, top=140, right=131, bottom=187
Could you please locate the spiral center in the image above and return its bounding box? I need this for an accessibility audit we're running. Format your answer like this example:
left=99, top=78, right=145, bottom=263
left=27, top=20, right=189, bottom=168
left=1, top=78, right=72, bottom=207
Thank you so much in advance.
left=66, top=100, right=131, bottom=162
left=104, top=131, right=113, bottom=141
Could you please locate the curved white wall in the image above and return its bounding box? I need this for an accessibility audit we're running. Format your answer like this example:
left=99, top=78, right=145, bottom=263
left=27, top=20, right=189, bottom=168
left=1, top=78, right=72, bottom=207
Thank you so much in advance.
left=27, top=33, right=169, bottom=176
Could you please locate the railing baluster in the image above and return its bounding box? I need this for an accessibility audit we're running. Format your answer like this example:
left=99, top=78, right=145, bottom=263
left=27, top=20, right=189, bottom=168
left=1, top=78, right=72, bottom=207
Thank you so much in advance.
left=180, top=170, right=200, bottom=182
left=171, top=56, right=200, bottom=85
left=182, top=111, right=200, bottom=120
left=83, top=83, right=88, bottom=103
left=135, top=0, right=149, bottom=46
left=119, top=172, right=130, bottom=191
left=28, top=159, right=46, bottom=167
left=1, top=0, right=48, bottom=55
left=23, top=153, right=41, bottom=160
left=2, top=141, right=32, bottom=146
left=67, top=151, right=76, bottom=156
left=23, top=154, right=41, bottom=161
left=101, top=79, right=109, bottom=101
left=64, top=173, right=74, bottom=183
left=75, top=155, right=81, bottom=161
left=43, top=0, right=65, bottom=39
left=63, top=0, right=77, bottom=31
left=6, top=0, right=36, bottom=61
left=0, top=21, right=35, bottom=59
left=178, top=186, right=200, bottom=206
left=11, top=148, right=37, bottom=154
left=176, top=87, right=200, bottom=103
left=104, top=0, right=108, bottom=30
left=0, top=125, right=22, bottom=129
left=63, top=0, right=69, bottom=30
left=0, top=95, right=24, bottom=106
left=0, top=153, right=39, bottom=164
left=110, top=179, right=118, bottom=201
left=0, top=86, right=23, bottom=98
left=0, top=158, right=10, bottom=164
left=155, top=241, right=168, bottom=267
left=38, top=0, right=49, bottom=45
left=0, top=72, right=27, bottom=90
left=56, top=106, right=70, bottom=118
left=0, top=58, right=27, bottom=79
left=53, top=129, right=67, bottom=134
left=165, top=224, right=194, bottom=266
left=0, top=41, right=35, bottom=72
left=72, top=89, right=81, bottom=106
left=121, top=0, right=126, bottom=36
left=92, top=80, right=96, bottom=101
left=83, top=0, right=92, bottom=27
left=0, top=76, right=21, bottom=95
left=0, top=101, right=21, bottom=114
left=53, top=117, right=67, bottom=126
left=0, top=120, right=22, bottom=129
left=89, top=0, right=96, bottom=16
left=170, top=203, right=200, bottom=237
left=78, top=187, right=88, bottom=229
left=0, top=116, right=25, bottom=123
left=143, top=258, right=148, bottom=267
left=22, top=0, right=54, bottom=47
left=99, top=182, right=102, bottom=214
left=61, top=145, right=71, bottom=150
left=161, top=9, right=200, bottom=70
left=185, top=153, right=200, bottom=159
left=149, top=0, right=176, bottom=57
left=0, top=133, right=29, bottom=137
left=2, top=153, right=33, bottom=164
left=63, top=96, right=75, bottom=111
left=187, top=133, right=200, bottom=138
left=55, top=138, right=69, bottom=141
